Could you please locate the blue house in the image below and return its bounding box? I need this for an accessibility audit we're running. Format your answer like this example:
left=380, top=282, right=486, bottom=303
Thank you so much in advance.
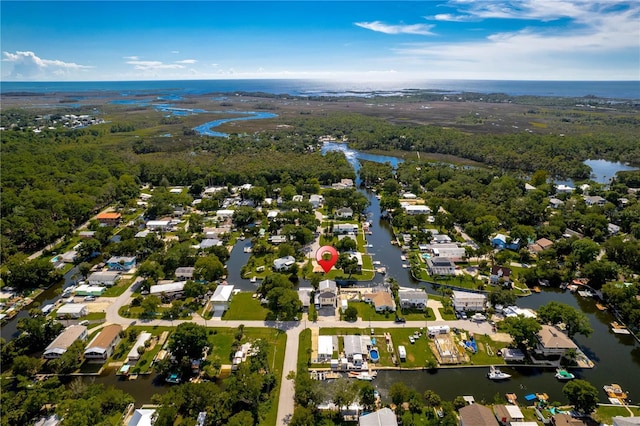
left=491, top=234, right=520, bottom=251
left=107, top=256, right=136, bottom=271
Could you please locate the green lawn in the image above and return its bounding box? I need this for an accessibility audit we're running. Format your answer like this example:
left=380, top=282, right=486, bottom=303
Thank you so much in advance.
left=351, top=301, right=397, bottom=321
left=102, top=279, right=133, bottom=297
left=297, top=328, right=312, bottom=369
left=593, top=406, right=640, bottom=424
left=222, top=292, right=269, bottom=320
left=401, top=308, right=435, bottom=321
left=466, top=333, right=509, bottom=365
left=85, top=312, right=106, bottom=321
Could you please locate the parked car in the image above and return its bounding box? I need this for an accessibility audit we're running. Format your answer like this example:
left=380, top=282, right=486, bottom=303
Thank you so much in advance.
left=84, top=296, right=96, bottom=301
left=394, top=317, right=406, bottom=323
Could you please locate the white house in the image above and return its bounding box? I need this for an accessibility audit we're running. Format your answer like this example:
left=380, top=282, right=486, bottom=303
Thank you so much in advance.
left=359, top=408, right=398, bottom=426
left=216, top=209, right=234, bottom=220
left=87, top=271, right=120, bottom=287
left=399, top=291, right=428, bottom=309
left=175, top=267, right=195, bottom=281
left=402, top=204, right=431, bottom=215
left=317, top=335, right=334, bottom=362
left=44, top=325, right=88, bottom=359
left=363, top=291, right=396, bottom=312
left=556, top=184, right=574, bottom=193
left=127, top=332, right=152, bottom=363
left=316, top=279, right=338, bottom=307
left=335, top=207, right=354, bottom=219
left=426, top=257, right=456, bottom=275
left=452, top=290, right=487, bottom=312
left=84, top=324, right=122, bottom=360
left=146, top=220, right=171, bottom=231
left=150, top=281, right=186, bottom=299
left=273, top=256, right=296, bottom=271
left=127, top=409, right=157, bottom=426
left=309, top=194, right=324, bottom=209
left=333, top=223, right=358, bottom=234
left=57, top=303, right=88, bottom=319
left=210, top=285, right=234, bottom=315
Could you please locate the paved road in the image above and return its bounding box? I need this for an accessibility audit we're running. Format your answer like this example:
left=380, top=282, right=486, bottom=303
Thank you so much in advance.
left=103, top=281, right=500, bottom=425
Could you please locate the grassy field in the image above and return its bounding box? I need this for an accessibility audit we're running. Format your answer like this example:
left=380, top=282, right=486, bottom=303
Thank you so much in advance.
left=593, top=406, right=640, bottom=424
left=102, top=279, right=133, bottom=297
left=351, top=301, right=397, bottom=321
left=298, top=328, right=312, bottom=369
left=222, top=292, right=269, bottom=320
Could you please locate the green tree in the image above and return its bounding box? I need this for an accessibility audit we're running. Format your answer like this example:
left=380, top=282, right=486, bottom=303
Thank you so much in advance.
left=50, top=340, right=84, bottom=374
left=537, top=301, right=593, bottom=338
left=501, top=315, right=542, bottom=350
left=168, top=323, right=209, bottom=360
left=227, top=410, right=255, bottom=426
left=137, top=260, right=164, bottom=283
left=423, top=389, right=442, bottom=408
left=562, top=379, right=599, bottom=414
left=336, top=253, right=359, bottom=278
left=194, top=255, right=225, bottom=282
left=77, top=238, right=101, bottom=259
left=289, top=406, right=316, bottom=426
left=11, top=355, right=42, bottom=377
left=488, top=289, right=517, bottom=307
left=267, top=287, right=302, bottom=320
left=140, top=295, right=161, bottom=318
left=390, top=382, right=410, bottom=406
left=343, top=305, right=358, bottom=322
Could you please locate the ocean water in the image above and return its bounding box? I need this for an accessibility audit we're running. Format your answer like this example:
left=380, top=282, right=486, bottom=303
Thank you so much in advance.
left=1, top=79, right=639, bottom=99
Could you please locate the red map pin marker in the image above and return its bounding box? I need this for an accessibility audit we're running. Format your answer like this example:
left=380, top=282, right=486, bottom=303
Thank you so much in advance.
left=316, top=245, right=338, bottom=273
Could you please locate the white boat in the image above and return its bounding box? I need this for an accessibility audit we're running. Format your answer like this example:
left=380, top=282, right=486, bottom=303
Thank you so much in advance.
left=250, top=276, right=257, bottom=283
left=555, top=368, right=575, bottom=380
left=487, top=366, right=511, bottom=380
left=401, top=255, right=407, bottom=261
left=349, top=371, right=377, bottom=381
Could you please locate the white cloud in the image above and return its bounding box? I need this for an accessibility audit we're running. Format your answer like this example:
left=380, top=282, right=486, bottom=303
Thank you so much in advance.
left=175, top=59, right=197, bottom=64
left=2, top=51, right=92, bottom=79
left=171, top=50, right=180, bottom=54
left=126, top=60, right=185, bottom=70
left=355, top=21, right=435, bottom=35
left=123, top=55, right=139, bottom=60
left=427, top=13, right=475, bottom=22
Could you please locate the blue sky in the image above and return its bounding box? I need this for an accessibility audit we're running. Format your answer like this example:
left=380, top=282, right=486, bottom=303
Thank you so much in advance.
left=1, top=1, right=639, bottom=81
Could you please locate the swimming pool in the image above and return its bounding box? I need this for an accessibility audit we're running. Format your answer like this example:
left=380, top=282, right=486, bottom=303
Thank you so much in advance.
left=369, top=348, right=380, bottom=363
left=421, top=253, right=432, bottom=260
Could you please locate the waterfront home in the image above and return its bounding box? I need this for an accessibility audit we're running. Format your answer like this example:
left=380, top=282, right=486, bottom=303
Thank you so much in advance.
left=551, top=413, right=589, bottom=426
left=334, top=223, right=358, bottom=235
left=359, top=408, right=397, bottom=426
left=490, top=266, right=512, bottom=286
left=316, top=279, right=338, bottom=307
left=56, top=303, right=88, bottom=319
left=335, top=207, right=354, bottom=219
left=428, top=243, right=466, bottom=261
left=96, top=212, right=121, bottom=226
left=127, top=332, right=152, bottom=363
left=175, top=267, right=195, bottom=281
left=494, top=405, right=524, bottom=425
left=127, top=408, right=156, bottom=426
left=209, top=284, right=234, bottom=315
left=534, top=325, right=577, bottom=357
left=74, top=284, right=106, bottom=297
left=556, top=184, right=574, bottom=194
left=198, top=238, right=222, bottom=249
left=501, top=348, right=526, bottom=362
left=402, top=204, right=432, bottom=215
left=84, top=324, right=122, bottom=360
left=150, top=281, right=187, bottom=300
left=317, top=335, right=334, bottom=362
left=344, top=335, right=365, bottom=366
left=87, top=271, right=121, bottom=286
left=364, top=291, right=396, bottom=313
left=583, top=195, right=606, bottom=206
left=273, top=255, right=296, bottom=271
left=452, top=290, right=487, bottom=312
left=44, top=325, right=88, bottom=359
left=107, top=256, right=136, bottom=271
left=426, top=257, right=456, bottom=275
left=459, top=403, right=500, bottom=426
left=399, top=290, right=428, bottom=309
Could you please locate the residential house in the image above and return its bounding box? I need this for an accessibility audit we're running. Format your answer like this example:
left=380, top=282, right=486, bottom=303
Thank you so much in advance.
left=432, top=234, right=452, bottom=244
left=452, top=290, right=487, bottom=312
left=87, top=271, right=121, bottom=287
left=216, top=209, right=234, bottom=220
left=74, top=285, right=106, bottom=297
left=535, top=325, right=577, bottom=357
left=175, top=267, right=195, bottom=281
left=127, top=332, right=152, bottom=363
left=608, top=223, right=621, bottom=235
left=210, top=284, right=234, bottom=315
left=343, top=335, right=368, bottom=366
left=335, top=207, right=354, bottom=219
left=429, top=243, right=466, bottom=261
left=612, top=417, right=640, bottom=426
left=556, top=184, right=574, bottom=194
left=273, top=256, right=296, bottom=271
left=267, top=210, right=279, bottom=220
left=549, top=198, right=564, bottom=209
left=551, top=414, right=589, bottom=426
left=199, top=238, right=222, bottom=249
left=298, top=289, right=312, bottom=312
left=584, top=195, right=606, bottom=206
left=107, top=256, right=136, bottom=271
left=402, top=204, right=431, bottom=215
left=402, top=192, right=417, bottom=199
left=96, top=212, right=121, bottom=226
left=146, top=220, right=171, bottom=231
left=78, top=231, right=96, bottom=239
left=60, top=250, right=78, bottom=263
left=334, top=223, right=358, bottom=235
left=127, top=409, right=157, bottom=426
left=347, top=252, right=363, bottom=273
left=56, top=303, right=88, bottom=319
left=316, top=279, right=338, bottom=307
left=492, top=234, right=520, bottom=250
left=459, top=404, right=500, bottom=426
left=494, top=405, right=524, bottom=425
left=150, top=281, right=186, bottom=300
left=317, top=335, right=334, bottom=362
left=84, top=324, right=122, bottom=360
left=529, top=238, right=554, bottom=254
left=292, top=195, right=304, bottom=203
left=309, top=194, right=324, bottom=209
left=490, top=266, right=512, bottom=286
left=44, top=325, right=88, bottom=359
left=268, top=235, right=288, bottom=244
left=426, top=257, right=456, bottom=275
left=364, top=291, right=396, bottom=312
left=399, top=291, right=428, bottom=309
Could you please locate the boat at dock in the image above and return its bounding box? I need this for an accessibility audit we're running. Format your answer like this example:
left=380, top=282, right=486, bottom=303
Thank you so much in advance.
left=487, top=366, right=511, bottom=380
left=611, top=322, right=631, bottom=334
left=349, top=371, right=377, bottom=381
left=604, top=384, right=628, bottom=401
left=554, top=368, right=575, bottom=380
